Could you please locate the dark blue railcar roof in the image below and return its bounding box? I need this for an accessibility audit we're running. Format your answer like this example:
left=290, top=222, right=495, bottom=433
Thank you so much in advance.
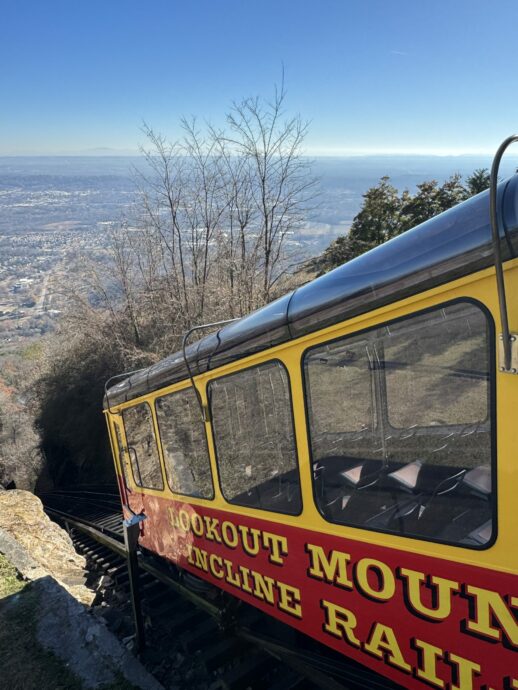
left=104, top=175, right=518, bottom=408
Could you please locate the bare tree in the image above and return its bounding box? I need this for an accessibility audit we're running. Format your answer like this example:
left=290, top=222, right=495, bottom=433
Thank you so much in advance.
left=211, top=137, right=261, bottom=315
left=124, top=82, right=317, bottom=331
left=32, top=83, right=318, bottom=487
left=0, top=386, right=44, bottom=491
left=226, top=81, right=317, bottom=301
left=64, top=82, right=317, bottom=366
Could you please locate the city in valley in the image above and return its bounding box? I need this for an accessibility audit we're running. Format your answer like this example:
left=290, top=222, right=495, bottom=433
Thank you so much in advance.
left=1, top=154, right=513, bottom=354
left=0, top=157, right=136, bottom=350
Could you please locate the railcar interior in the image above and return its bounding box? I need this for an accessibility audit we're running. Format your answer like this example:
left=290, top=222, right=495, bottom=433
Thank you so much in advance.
left=155, top=388, right=214, bottom=499
left=304, top=299, right=494, bottom=547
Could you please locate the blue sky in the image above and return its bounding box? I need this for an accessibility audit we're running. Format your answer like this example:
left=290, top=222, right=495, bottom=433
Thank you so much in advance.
left=2, top=0, right=518, bottom=155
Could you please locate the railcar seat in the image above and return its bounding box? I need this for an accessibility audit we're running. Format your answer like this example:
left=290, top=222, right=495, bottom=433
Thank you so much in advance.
left=316, top=456, right=403, bottom=524
left=436, top=465, right=492, bottom=544
left=256, top=467, right=302, bottom=513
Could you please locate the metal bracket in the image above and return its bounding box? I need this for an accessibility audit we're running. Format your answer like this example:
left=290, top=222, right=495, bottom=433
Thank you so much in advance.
left=490, top=135, right=518, bottom=372
left=123, top=512, right=147, bottom=529
left=498, top=333, right=518, bottom=374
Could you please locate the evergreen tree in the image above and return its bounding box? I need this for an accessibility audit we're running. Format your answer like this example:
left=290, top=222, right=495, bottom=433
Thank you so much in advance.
left=438, top=173, right=468, bottom=211
left=465, top=168, right=491, bottom=195
left=308, top=234, right=368, bottom=276
left=348, top=176, right=403, bottom=247
left=310, top=168, right=493, bottom=275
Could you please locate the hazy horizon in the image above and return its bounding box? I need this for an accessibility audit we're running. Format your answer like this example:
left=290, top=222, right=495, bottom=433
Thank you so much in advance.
left=2, top=154, right=516, bottom=252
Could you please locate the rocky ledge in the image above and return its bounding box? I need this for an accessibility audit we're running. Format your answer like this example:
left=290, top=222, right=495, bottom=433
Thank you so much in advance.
left=0, top=488, right=93, bottom=603
left=0, top=489, right=163, bottom=689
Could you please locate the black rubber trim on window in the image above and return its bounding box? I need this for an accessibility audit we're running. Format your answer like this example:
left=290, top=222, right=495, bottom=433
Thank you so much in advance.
left=113, top=423, right=131, bottom=486
left=300, top=296, right=497, bottom=551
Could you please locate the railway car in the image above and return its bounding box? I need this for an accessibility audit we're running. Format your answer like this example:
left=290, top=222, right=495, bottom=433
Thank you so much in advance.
left=104, top=145, right=518, bottom=690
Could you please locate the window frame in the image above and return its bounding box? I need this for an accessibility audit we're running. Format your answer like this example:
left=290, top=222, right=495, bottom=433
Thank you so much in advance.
left=121, top=400, right=165, bottom=492
left=154, top=386, right=215, bottom=500
left=208, top=358, right=303, bottom=516
left=301, top=297, right=497, bottom=551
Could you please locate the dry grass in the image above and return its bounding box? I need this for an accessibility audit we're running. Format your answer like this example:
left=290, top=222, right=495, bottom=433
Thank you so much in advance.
left=0, top=554, right=24, bottom=599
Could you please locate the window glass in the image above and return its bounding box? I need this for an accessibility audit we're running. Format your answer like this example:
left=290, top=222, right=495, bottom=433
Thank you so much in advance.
left=122, top=403, right=164, bottom=490
left=155, top=388, right=213, bottom=499
left=304, top=302, right=493, bottom=548
left=304, top=338, right=376, bottom=460
left=114, top=424, right=130, bottom=484
left=384, top=304, right=489, bottom=428
left=209, top=361, right=301, bottom=514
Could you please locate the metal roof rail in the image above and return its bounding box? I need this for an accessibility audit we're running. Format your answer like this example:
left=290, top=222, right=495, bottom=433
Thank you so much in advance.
left=490, top=135, right=518, bottom=373
left=182, top=318, right=239, bottom=422
left=104, top=368, right=149, bottom=415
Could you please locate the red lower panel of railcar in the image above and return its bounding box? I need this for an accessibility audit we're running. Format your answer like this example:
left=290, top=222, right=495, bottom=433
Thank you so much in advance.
left=123, top=489, right=518, bottom=690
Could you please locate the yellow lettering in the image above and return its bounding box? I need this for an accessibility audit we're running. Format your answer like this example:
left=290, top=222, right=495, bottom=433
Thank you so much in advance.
left=465, top=585, right=518, bottom=648
left=306, top=544, right=353, bottom=588
left=188, top=545, right=208, bottom=572
left=355, top=558, right=395, bottom=601
left=400, top=569, right=459, bottom=620
left=221, top=521, right=239, bottom=548
left=447, top=652, right=480, bottom=690
left=320, top=599, right=360, bottom=647
left=190, top=513, right=204, bottom=536
left=277, top=582, right=302, bottom=618
left=203, top=516, right=222, bottom=542
left=223, top=559, right=242, bottom=587
left=413, top=639, right=445, bottom=688
left=238, top=566, right=253, bottom=594
left=178, top=509, right=190, bottom=532
left=364, top=622, right=411, bottom=672
left=239, top=525, right=261, bottom=556
left=167, top=506, right=176, bottom=529
left=251, top=571, right=276, bottom=604
left=209, top=554, right=224, bottom=579
left=262, top=532, right=288, bottom=565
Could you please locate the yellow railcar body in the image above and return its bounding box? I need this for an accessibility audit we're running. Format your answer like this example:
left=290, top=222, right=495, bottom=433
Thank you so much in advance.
left=104, top=258, right=518, bottom=689
left=106, top=261, right=518, bottom=575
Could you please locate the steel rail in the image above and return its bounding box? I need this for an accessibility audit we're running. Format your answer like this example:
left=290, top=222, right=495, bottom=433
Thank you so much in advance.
left=44, top=504, right=223, bottom=619
left=45, top=505, right=124, bottom=543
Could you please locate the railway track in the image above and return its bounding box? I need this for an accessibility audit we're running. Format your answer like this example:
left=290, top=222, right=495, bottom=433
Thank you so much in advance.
left=40, top=487, right=402, bottom=690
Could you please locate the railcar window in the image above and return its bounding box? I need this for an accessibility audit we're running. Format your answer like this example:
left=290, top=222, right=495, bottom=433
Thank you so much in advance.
left=209, top=361, right=302, bottom=515
left=114, top=424, right=131, bottom=485
left=304, top=301, right=494, bottom=548
left=155, top=388, right=214, bottom=499
left=122, top=403, right=164, bottom=491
